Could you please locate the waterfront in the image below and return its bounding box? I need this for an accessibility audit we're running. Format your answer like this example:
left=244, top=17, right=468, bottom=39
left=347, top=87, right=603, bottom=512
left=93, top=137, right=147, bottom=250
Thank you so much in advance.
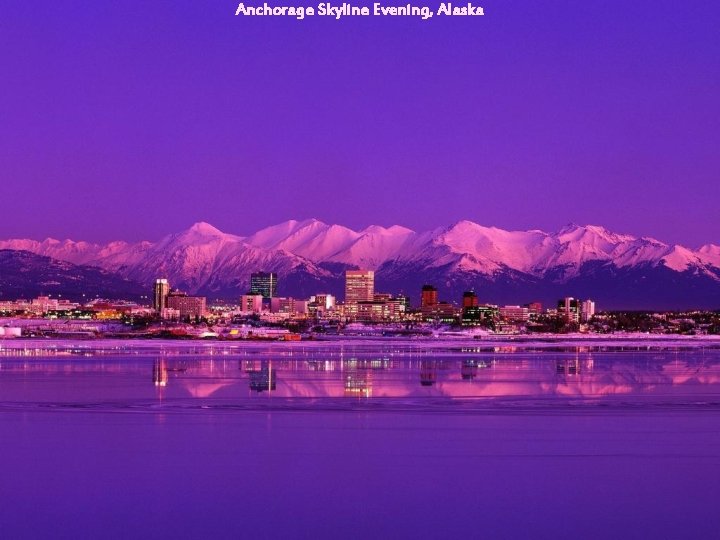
left=2, top=340, right=720, bottom=538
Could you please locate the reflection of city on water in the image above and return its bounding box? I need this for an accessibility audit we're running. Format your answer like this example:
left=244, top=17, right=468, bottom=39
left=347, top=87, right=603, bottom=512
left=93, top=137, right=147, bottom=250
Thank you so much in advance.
left=136, top=351, right=720, bottom=401
left=3, top=346, right=720, bottom=402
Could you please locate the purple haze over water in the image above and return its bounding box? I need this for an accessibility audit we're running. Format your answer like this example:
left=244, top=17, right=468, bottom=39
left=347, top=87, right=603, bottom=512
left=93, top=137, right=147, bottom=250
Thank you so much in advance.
left=1, top=1, right=719, bottom=245
left=1, top=341, right=720, bottom=538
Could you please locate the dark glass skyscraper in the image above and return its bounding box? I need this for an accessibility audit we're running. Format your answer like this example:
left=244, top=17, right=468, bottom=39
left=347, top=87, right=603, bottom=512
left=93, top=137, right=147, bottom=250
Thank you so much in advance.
left=153, top=278, right=170, bottom=313
left=250, top=272, right=278, bottom=298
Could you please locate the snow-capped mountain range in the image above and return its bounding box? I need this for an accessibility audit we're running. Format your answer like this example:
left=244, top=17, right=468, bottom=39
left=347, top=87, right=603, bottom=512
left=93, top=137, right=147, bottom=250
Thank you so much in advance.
left=2, top=219, right=720, bottom=308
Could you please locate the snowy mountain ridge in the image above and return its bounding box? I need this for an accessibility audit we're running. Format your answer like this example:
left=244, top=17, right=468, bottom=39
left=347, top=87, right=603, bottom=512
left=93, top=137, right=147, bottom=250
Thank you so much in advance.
left=1, top=219, right=719, bottom=307
left=2, top=219, right=719, bottom=277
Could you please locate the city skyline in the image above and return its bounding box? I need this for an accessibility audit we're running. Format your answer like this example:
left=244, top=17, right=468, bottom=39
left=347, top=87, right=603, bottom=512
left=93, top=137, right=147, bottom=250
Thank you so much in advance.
left=2, top=1, right=719, bottom=245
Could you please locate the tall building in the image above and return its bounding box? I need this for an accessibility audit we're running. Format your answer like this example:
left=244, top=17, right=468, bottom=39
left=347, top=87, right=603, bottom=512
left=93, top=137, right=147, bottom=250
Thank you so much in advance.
left=558, top=297, right=581, bottom=323
left=462, top=291, right=478, bottom=308
left=153, top=279, right=170, bottom=312
left=581, top=299, right=596, bottom=322
left=345, top=270, right=374, bottom=303
left=250, top=272, right=278, bottom=298
left=421, top=285, right=438, bottom=308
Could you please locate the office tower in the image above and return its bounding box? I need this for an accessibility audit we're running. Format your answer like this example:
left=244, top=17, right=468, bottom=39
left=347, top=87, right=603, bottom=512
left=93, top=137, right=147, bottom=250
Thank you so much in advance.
left=421, top=285, right=438, bottom=308
left=153, top=279, right=170, bottom=312
left=581, top=299, right=596, bottom=322
left=462, top=291, right=479, bottom=308
left=558, top=297, right=581, bottom=323
left=250, top=272, right=278, bottom=298
left=345, top=270, right=374, bottom=303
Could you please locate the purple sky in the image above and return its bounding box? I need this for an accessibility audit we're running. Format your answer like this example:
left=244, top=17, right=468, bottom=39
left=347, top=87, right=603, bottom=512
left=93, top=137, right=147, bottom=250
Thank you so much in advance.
left=2, top=1, right=718, bottom=245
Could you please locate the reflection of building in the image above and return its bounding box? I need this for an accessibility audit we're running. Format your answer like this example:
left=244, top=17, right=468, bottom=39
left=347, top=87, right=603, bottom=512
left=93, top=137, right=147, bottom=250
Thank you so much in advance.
left=153, top=359, right=168, bottom=387
left=343, top=359, right=372, bottom=397
left=556, top=358, right=581, bottom=375
left=248, top=361, right=276, bottom=392
left=153, top=279, right=170, bottom=313
left=250, top=272, right=278, bottom=299
left=420, top=360, right=438, bottom=386
left=461, top=359, right=478, bottom=380
left=345, top=270, right=374, bottom=303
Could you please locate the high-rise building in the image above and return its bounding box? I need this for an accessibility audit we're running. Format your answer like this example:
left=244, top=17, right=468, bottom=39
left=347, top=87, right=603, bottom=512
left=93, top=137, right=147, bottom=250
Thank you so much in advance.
left=462, top=291, right=479, bottom=308
left=153, top=279, right=170, bottom=312
left=250, top=272, right=278, bottom=298
left=558, top=297, right=581, bottom=323
left=421, top=285, right=438, bottom=308
left=581, top=299, right=596, bottom=322
left=345, top=270, right=374, bottom=303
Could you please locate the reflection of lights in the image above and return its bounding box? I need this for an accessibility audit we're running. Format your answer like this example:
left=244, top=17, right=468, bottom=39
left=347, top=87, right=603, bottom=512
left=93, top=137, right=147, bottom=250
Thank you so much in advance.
left=2, top=344, right=720, bottom=402
left=343, top=359, right=373, bottom=397
left=461, top=359, right=478, bottom=380
left=153, top=359, right=168, bottom=387
left=555, top=359, right=581, bottom=376
left=344, top=374, right=372, bottom=398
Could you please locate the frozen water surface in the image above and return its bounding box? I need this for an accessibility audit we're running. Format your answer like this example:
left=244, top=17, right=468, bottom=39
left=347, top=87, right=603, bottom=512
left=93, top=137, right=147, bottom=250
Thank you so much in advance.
left=1, top=339, right=719, bottom=539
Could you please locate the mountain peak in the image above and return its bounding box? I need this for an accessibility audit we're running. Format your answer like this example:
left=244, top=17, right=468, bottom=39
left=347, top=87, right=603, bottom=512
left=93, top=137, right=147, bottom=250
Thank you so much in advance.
left=187, top=222, right=223, bottom=235
left=359, top=224, right=415, bottom=236
left=557, top=223, right=636, bottom=244
left=449, top=219, right=481, bottom=230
